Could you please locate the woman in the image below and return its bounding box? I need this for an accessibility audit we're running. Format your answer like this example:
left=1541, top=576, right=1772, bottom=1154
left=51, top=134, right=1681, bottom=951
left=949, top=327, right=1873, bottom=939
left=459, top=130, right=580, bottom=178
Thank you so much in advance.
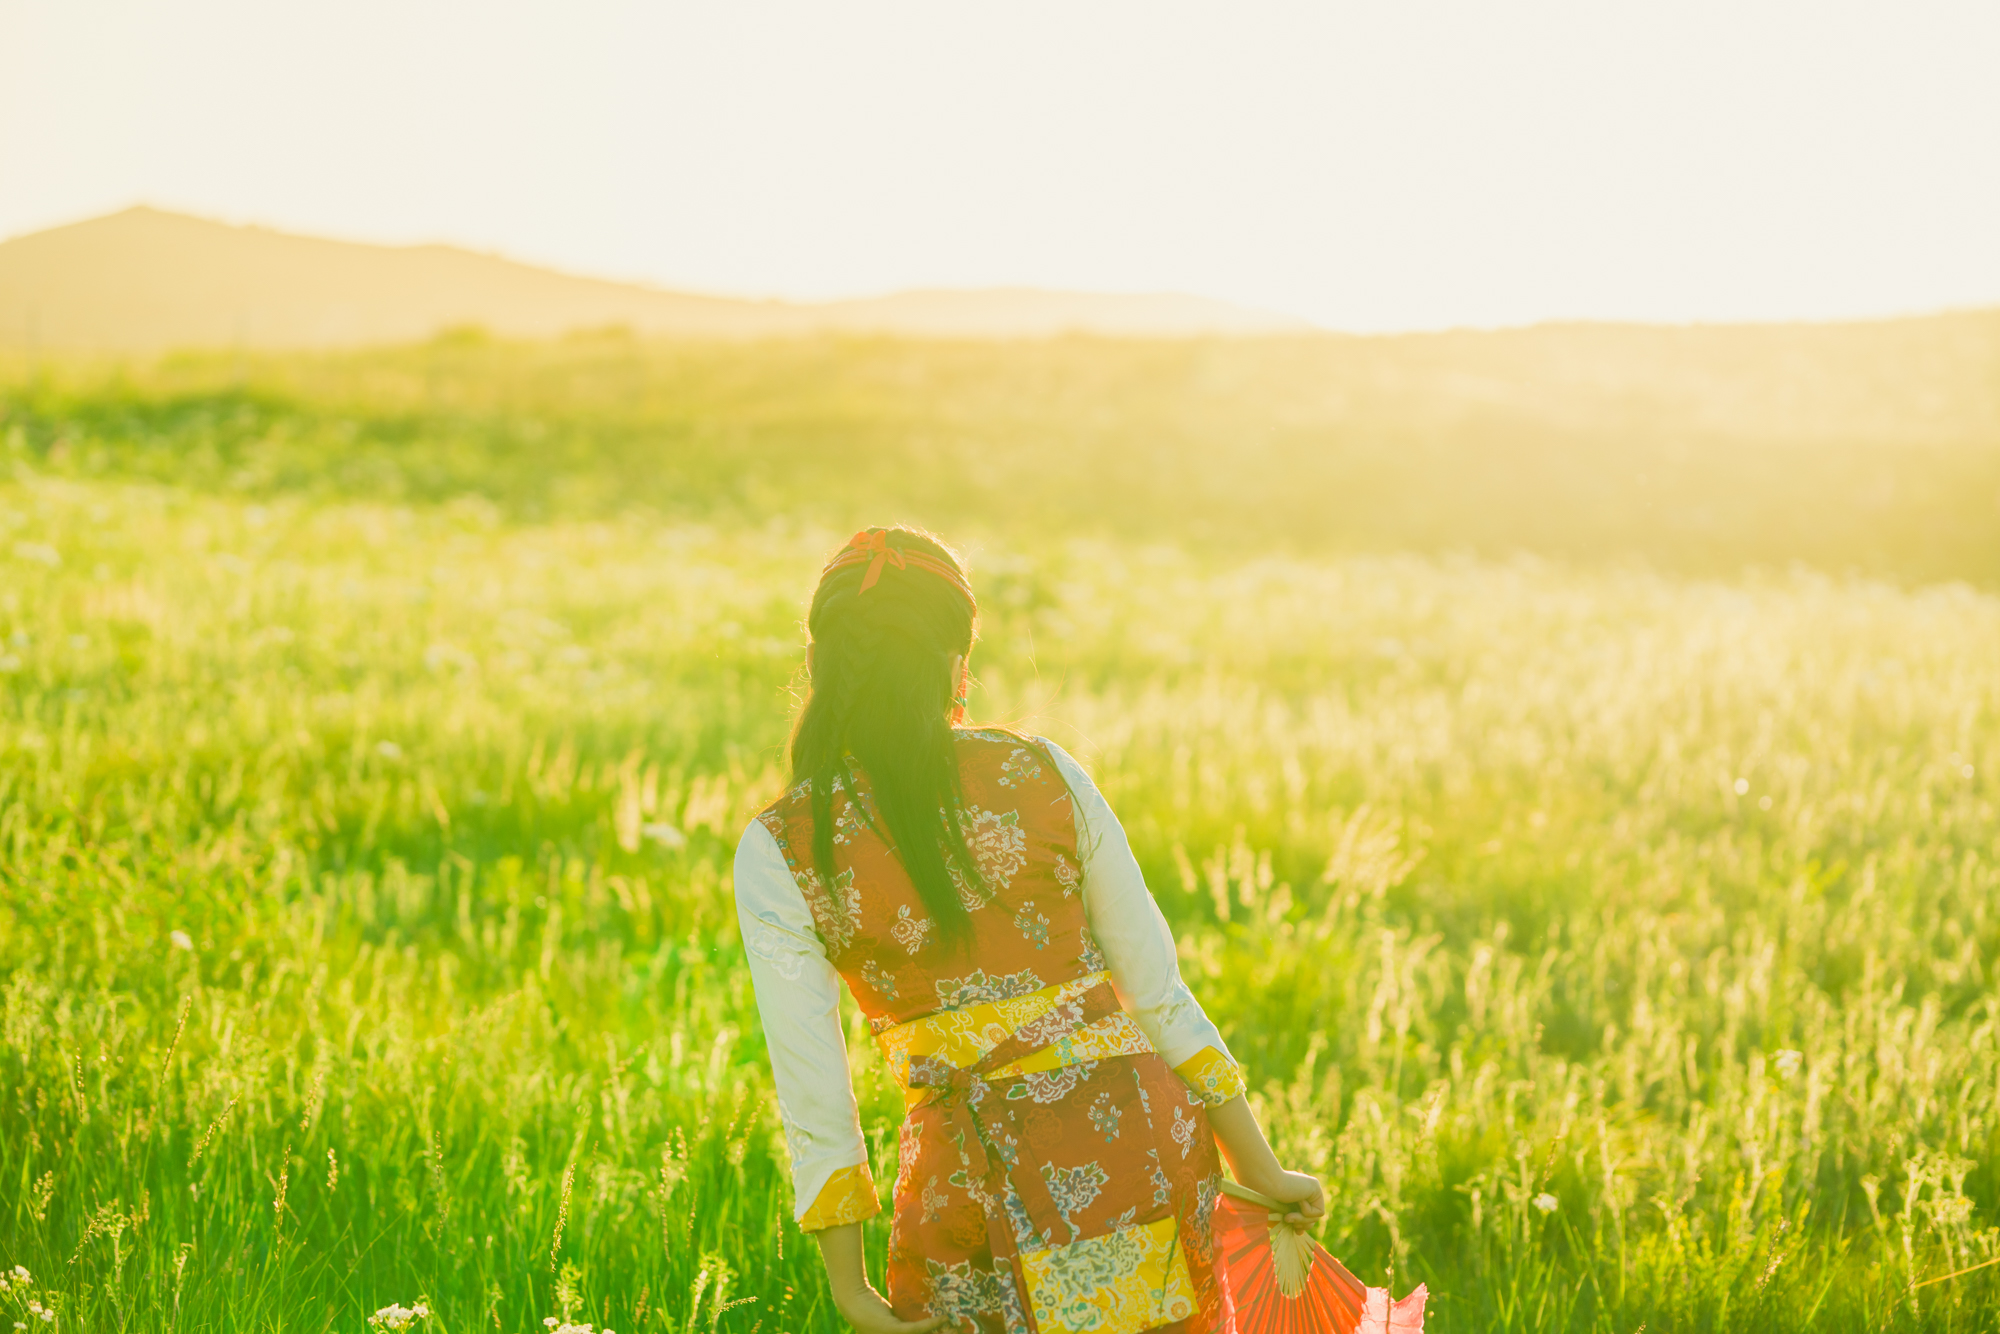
left=735, top=527, right=1324, bottom=1334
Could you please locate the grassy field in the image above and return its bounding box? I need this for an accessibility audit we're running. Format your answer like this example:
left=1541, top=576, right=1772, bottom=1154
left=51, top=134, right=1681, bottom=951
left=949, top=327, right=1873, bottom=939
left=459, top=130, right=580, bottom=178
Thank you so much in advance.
left=5, top=314, right=2000, bottom=581
left=3, top=342, right=2000, bottom=1333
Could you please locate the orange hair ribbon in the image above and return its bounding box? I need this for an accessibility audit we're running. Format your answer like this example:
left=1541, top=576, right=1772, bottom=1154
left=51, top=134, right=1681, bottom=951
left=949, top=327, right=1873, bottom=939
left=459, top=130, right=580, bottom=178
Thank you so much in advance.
left=822, top=529, right=976, bottom=606
left=847, top=529, right=907, bottom=592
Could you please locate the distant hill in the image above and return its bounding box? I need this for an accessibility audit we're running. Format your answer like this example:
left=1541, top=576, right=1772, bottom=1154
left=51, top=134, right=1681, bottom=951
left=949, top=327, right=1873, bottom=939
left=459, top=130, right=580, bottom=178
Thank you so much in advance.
left=0, top=207, right=1313, bottom=350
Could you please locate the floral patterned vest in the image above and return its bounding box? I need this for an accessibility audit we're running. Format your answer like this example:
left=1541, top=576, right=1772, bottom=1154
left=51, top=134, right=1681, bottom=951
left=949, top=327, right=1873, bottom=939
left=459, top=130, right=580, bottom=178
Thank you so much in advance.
left=756, top=730, right=1107, bottom=1038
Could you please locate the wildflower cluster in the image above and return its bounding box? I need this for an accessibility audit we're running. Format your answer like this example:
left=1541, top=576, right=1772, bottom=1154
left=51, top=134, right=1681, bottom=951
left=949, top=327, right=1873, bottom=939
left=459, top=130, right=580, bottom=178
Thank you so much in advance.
left=543, top=1320, right=612, bottom=1334
left=367, top=1302, right=430, bottom=1332
left=1, top=1267, right=55, bottom=1327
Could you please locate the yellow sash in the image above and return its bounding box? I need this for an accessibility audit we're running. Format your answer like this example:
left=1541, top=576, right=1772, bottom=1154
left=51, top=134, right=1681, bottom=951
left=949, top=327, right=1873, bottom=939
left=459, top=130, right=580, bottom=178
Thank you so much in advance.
left=875, top=971, right=1156, bottom=1108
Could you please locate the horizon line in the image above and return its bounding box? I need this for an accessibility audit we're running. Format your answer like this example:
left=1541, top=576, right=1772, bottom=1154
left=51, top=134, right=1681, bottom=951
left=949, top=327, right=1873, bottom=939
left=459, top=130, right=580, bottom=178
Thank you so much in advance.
left=8, top=202, right=2000, bottom=340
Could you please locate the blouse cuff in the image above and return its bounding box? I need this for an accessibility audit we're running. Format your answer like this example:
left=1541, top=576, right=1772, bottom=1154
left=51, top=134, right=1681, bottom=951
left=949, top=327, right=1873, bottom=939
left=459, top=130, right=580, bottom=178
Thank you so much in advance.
left=798, top=1162, right=882, bottom=1233
left=1172, top=1045, right=1246, bottom=1105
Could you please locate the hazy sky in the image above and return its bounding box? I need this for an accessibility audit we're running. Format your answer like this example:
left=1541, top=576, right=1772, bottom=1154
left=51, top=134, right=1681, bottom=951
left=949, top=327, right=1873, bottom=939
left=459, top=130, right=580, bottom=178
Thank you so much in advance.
left=4, top=1, right=1998, bottom=331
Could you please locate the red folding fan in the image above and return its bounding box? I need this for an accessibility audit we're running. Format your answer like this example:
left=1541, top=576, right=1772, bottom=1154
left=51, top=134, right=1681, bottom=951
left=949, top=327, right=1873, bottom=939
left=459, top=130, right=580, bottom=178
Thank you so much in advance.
left=1212, top=1182, right=1427, bottom=1334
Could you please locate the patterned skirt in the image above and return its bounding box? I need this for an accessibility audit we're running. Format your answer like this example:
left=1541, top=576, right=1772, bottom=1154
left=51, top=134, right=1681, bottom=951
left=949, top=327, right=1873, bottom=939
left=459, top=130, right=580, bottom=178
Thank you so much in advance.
left=885, top=1050, right=1225, bottom=1334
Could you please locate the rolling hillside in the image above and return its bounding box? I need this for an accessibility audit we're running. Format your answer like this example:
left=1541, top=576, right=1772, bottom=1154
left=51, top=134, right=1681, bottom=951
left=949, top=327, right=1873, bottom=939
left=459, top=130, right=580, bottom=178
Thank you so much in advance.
left=0, top=207, right=1311, bottom=350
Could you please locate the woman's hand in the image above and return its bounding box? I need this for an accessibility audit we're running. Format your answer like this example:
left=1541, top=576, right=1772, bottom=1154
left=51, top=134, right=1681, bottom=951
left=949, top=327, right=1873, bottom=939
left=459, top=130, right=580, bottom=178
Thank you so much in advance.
left=1242, top=1165, right=1326, bottom=1235
left=830, top=1283, right=950, bottom=1334
left=816, top=1222, right=951, bottom=1334
left=1204, top=1096, right=1328, bottom=1234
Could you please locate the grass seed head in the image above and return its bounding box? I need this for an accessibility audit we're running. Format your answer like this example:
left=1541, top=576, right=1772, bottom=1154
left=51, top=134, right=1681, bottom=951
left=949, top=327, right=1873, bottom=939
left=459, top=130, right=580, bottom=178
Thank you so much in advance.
left=548, top=1163, right=575, bottom=1272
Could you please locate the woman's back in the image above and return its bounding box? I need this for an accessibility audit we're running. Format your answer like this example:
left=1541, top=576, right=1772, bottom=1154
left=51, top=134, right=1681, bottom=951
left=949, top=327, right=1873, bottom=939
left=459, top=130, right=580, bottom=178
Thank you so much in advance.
left=742, top=726, right=1238, bottom=1333
left=757, top=730, right=1099, bottom=1031
left=736, top=527, right=1324, bottom=1334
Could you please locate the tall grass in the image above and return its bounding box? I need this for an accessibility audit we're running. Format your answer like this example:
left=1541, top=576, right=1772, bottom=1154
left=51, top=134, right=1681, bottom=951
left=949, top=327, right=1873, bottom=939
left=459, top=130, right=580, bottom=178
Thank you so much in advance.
left=6, top=318, right=2000, bottom=581
left=3, top=467, right=1998, bottom=1332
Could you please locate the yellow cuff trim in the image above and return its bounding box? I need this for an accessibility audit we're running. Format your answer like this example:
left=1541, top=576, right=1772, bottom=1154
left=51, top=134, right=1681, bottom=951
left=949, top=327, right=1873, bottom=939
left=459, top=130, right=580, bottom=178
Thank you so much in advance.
left=799, top=1163, right=881, bottom=1233
left=1173, top=1045, right=1245, bottom=1105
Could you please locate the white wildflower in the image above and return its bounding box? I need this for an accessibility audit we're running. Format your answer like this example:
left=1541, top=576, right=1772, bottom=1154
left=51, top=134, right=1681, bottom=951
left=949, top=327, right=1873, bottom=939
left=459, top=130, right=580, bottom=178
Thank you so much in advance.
left=376, top=740, right=404, bottom=761
left=11, top=1269, right=27, bottom=1282
left=170, top=930, right=195, bottom=951
left=367, top=1303, right=430, bottom=1333
left=1774, top=1049, right=1804, bottom=1078
left=1533, top=1192, right=1559, bottom=1214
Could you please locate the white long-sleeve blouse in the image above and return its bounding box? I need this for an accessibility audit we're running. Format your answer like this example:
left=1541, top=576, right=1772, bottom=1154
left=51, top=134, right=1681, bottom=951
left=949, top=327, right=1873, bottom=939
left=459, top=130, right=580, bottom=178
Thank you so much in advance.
left=733, top=740, right=1244, bottom=1226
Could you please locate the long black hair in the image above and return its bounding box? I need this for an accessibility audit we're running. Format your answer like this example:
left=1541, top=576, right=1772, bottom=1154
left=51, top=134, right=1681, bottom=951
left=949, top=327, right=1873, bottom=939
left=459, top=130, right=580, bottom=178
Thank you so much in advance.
left=790, top=526, right=983, bottom=948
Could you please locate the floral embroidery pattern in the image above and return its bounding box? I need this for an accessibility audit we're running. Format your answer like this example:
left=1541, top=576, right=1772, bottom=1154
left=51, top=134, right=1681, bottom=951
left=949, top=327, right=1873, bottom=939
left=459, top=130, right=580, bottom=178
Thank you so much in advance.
left=1044, top=1161, right=1109, bottom=1222
left=832, top=800, right=872, bottom=847
left=998, top=746, right=1045, bottom=788
left=810, top=868, right=863, bottom=953
left=800, top=1164, right=880, bottom=1231
left=920, top=1174, right=950, bottom=1224
left=1011, top=1065, right=1088, bottom=1104
left=947, top=861, right=990, bottom=912
left=862, top=956, right=900, bottom=999
left=922, top=1257, right=1015, bottom=1327
left=1076, top=926, right=1108, bottom=976
left=1148, top=1156, right=1174, bottom=1208
left=1171, top=1104, right=1198, bottom=1159
left=1174, top=1045, right=1247, bottom=1106
left=1088, top=1091, right=1123, bottom=1142
left=745, top=918, right=813, bottom=982
left=1191, top=1175, right=1224, bottom=1264
left=890, top=904, right=934, bottom=956
left=934, top=967, right=1045, bottom=1011
left=1014, top=901, right=1051, bottom=950
left=1019, top=1215, right=1198, bottom=1334
left=777, top=1093, right=815, bottom=1163
left=964, top=806, right=1029, bottom=890
left=999, top=1178, right=1047, bottom=1250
